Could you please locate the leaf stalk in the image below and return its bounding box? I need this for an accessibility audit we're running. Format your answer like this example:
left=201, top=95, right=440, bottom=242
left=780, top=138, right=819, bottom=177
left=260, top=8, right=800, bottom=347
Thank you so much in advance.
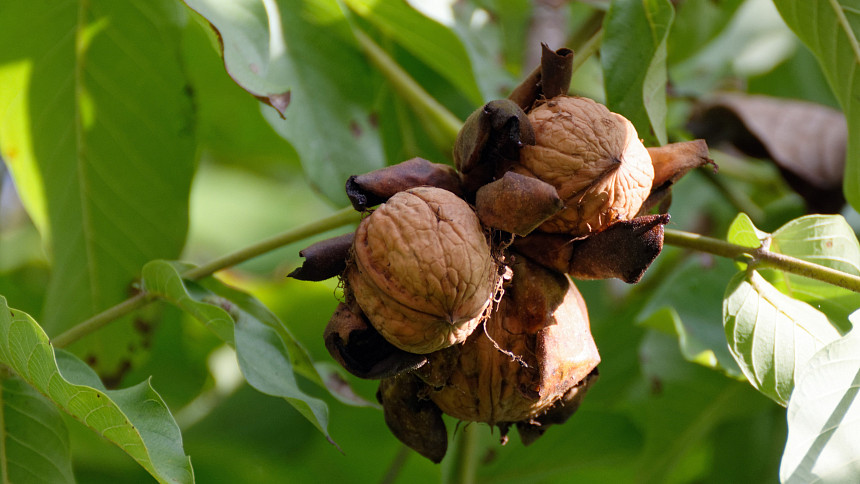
left=663, top=228, right=860, bottom=293
left=51, top=207, right=361, bottom=348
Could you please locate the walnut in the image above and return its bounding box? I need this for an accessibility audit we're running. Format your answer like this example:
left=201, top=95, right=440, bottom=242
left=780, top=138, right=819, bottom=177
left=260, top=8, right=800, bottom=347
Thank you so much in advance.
left=515, top=96, right=655, bottom=235
left=347, top=187, right=500, bottom=354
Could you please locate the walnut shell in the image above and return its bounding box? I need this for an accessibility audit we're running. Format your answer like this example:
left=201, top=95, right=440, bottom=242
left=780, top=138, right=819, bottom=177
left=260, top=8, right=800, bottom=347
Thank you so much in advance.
left=516, top=96, right=654, bottom=235
left=426, top=256, right=599, bottom=424
left=348, top=187, right=499, bottom=354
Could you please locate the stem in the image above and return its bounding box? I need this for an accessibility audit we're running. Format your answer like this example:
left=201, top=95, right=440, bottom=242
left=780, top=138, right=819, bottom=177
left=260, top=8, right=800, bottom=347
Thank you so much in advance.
left=663, top=229, right=860, bottom=293
left=449, top=425, right=479, bottom=484
left=51, top=207, right=361, bottom=348
left=379, top=446, right=410, bottom=484
left=182, top=206, right=360, bottom=280
left=699, top=169, right=765, bottom=223
left=570, top=27, right=603, bottom=75
left=51, top=293, right=154, bottom=348
left=351, top=28, right=463, bottom=149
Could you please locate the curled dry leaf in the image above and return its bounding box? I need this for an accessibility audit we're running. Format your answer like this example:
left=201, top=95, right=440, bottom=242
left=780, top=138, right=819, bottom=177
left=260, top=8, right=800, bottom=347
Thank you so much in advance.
left=689, top=93, right=846, bottom=212
left=516, top=367, right=599, bottom=445
left=508, top=43, right=575, bottom=111
left=348, top=187, right=500, bottom=354
left=640, top=140, right=714, bottom=215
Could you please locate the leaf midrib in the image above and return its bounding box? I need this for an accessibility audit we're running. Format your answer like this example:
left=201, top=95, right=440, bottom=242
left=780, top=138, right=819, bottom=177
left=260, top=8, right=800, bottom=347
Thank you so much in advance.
left=830, top=0, right=860, bottom=62
left=74, top=0, right=100, bottom=314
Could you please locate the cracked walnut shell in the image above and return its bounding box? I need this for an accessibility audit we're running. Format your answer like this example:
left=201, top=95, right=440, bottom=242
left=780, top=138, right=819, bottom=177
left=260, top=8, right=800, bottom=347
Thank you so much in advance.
left=516, top=96, right=654, bottom=235
left=347, top=187, right=499, bottom=354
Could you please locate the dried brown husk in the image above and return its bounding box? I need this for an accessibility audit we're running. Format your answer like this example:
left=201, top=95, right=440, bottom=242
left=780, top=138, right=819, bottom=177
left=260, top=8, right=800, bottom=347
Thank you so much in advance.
left=288, top=233, right=354, bottom=281
left=475, top=172, right=563, bottom=236
left=346, top=157, right=463, bottom=211
left=324, top=303, right=427, bottom=379
left=377, top=374, right=448, bottom=463
left=426, top=256, right=599, bottom=425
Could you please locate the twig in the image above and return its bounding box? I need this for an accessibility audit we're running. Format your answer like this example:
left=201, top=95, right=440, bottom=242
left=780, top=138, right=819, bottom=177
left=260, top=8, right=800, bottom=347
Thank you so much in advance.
left=379, top=446, right=410, bottom=484
left=571, top=27, right=603, bottom=75
left=351, top=28, right=462, bottom=150
left=449, top=424, right=479, bottom=484
left=663, top=229, right=860, bottom=293
left=51, top=207, right=361, bottom=348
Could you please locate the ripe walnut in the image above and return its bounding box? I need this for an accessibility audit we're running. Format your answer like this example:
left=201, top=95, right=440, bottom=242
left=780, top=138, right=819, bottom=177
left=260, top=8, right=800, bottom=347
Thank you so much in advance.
left=347, top=187, right=500, bottom=354
left=515, top=96, right=654, bottom=235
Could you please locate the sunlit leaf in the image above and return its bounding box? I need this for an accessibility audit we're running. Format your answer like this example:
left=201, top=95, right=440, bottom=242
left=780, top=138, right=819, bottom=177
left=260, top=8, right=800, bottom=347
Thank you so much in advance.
left=182, top=0, right=385, bottom=204
left=770, top=215, right=860, bottom=329
left=0, top=297, right=194, bottom=484
left=141, top=260, right=333, bottom=444
left=0, top=0, right=196, bottom=375
left=723, top=271, right=841, bottom=405
left=0, top=375, right=75, bottom=484
left=781, top=329, right=860, bottom=483
left=772, top=215, right=860, bottom=277
left=602, top=0, right=675, bottom=145
left=727, top=212, right=769, bottom=250
left=726, top=214, right=860, bottom=330
left=773, top=0, right=860, bottom=211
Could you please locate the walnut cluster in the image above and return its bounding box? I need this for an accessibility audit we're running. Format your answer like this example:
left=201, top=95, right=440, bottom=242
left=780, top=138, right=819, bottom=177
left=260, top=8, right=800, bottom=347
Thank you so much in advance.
left=289, top=45, right=712, bottom=463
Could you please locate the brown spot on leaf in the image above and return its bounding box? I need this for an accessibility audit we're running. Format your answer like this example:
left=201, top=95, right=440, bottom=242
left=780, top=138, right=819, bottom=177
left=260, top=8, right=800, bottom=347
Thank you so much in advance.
left=349, top=120, right=362, bottom=138
left=100, top=359, right=132, bottom=389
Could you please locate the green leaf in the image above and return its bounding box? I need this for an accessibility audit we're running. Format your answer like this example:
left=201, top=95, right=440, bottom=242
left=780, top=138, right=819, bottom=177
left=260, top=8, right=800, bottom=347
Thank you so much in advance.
left=141, top=261, right=235, bottom=344
left=772, top=215, right=860, bottom=277
left=0, top=374, right=75, bottom=484
left=770, top=215, right=860, bottom=328
left=194, top=278, right=323, bottom=388
left=602, top=0, right=675, bottom=145
left=0, top=297, right=194, bottom=484
left=725, top=214, right=860, bottom=329
left=726, top=212, right=769, bottom=270
left=141, top=260, right=334, bottom=443
left=0, top=0, right=196, bottom=372
left=667, top=0, right=744, bottom=64
left=773, top=0, right=860, bottom=211
left=637, top=256, right=744, bottom=378
left=181, top=13, right=302, bottom=173
left=344, top=0, right=483, bottom=105
left=727, top=212, right=769, bottom=250
left=723, top=271, right=842, bottom=405
left=781, top=329, right=860, bottom=483
left=182, top=0, right=385, bottom=204
left=632, top=335, right=770, bottom=484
